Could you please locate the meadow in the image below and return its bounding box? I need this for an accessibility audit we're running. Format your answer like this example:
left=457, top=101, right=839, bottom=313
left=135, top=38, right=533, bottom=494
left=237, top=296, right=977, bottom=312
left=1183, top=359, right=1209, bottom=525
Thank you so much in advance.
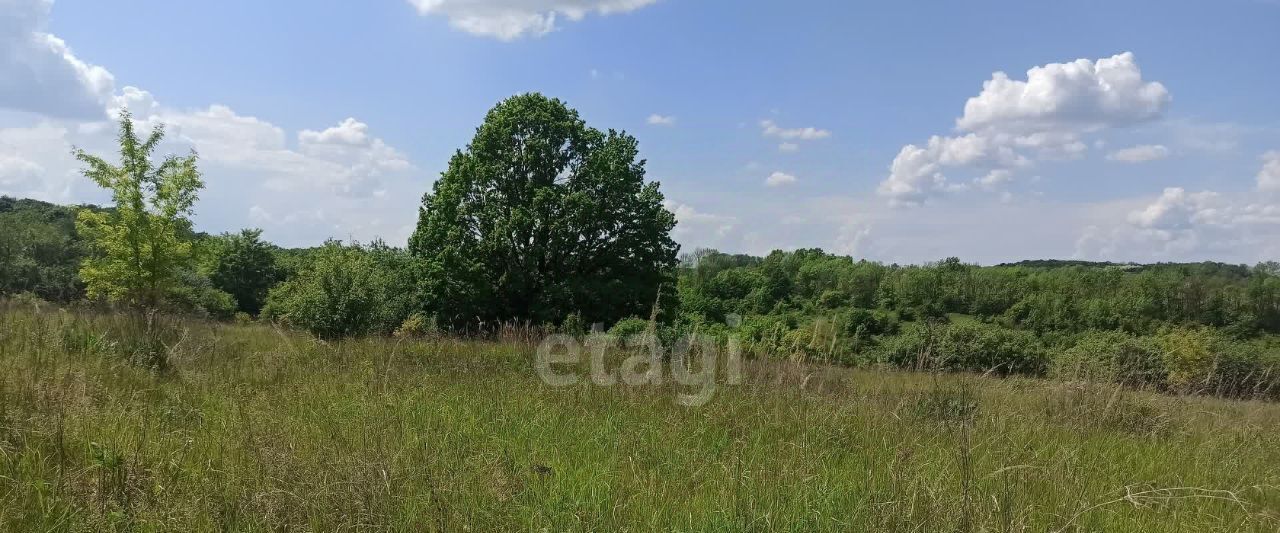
left=2, top=301, right=1279, bottom=532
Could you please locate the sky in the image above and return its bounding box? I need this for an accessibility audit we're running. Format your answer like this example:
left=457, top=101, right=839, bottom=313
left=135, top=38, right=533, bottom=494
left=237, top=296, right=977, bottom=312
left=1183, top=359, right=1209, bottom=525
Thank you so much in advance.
left=1, top=0, right=1278, bottom=265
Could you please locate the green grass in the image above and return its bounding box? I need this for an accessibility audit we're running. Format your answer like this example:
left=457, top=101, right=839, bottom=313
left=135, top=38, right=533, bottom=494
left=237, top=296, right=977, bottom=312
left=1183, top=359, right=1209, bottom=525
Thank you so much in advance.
left=2, top=303, right=1279, bottom=531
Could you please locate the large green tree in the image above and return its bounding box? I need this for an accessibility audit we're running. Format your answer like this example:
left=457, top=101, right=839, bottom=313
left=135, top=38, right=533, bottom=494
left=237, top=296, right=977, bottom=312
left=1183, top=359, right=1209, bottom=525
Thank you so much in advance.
left=75, top=110, right=204, bottom=308
left=409, top=93, right=679, bottom=327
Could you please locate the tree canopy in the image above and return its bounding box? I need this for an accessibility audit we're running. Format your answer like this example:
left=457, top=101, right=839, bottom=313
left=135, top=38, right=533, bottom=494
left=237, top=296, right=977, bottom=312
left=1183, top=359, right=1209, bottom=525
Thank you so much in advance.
left=409, top=93, right=678, bottom=327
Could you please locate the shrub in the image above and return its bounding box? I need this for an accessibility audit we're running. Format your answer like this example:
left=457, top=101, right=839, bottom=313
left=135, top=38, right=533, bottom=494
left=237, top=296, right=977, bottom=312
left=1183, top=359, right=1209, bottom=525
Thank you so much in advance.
left=1158, top=327, right=1218, bottom=393
left=874, top=322, right=1047, bottom=376
left=394, top=312, right=437, bottom=338
left=817, top=289, right=848, bottom=309
left=736, top=315, right=792, bottom=358
left=560, top=312, right=586, bottom=336
left=194, top=286, right=237, bottom=321
left=166, top=270, right=238, bottom=320
left=9, top=291, right=50, bottom=310
left=1203, top=339, right=1280, bottom=399
left=932, top=322, right=1047, bottom=375
left=835, top=307, right=898, bottom=337
left=783, top=317, right=842, bottom=363
left=872, top=322, right=934, bottom=369
left=1053, top=331, right=1165, bottom=387
left=262, top=240, right=417, bottom=338
left=608, top=317, right=651, bottom=339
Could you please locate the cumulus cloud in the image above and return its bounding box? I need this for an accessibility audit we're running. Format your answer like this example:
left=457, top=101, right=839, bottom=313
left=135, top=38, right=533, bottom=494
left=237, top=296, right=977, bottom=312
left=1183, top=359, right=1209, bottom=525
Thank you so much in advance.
left=1259, top=150, right=1280, bottom=192
left=956, top=52, right=1169, bottom=135
left=0, top=6, right=423, bottom=249
left=778, top=142, right=798, bottom=152
left=1078, top=176, right=1280, bottom=262
left=664, top=199, right=737, bottom=245
left=1107, top=144, right=1169, bottom=163
left=760, top=119, right=830, bottom=140
left=0, top=0, right=115, bottom=118
left=1126, top=187, right=1220, bottom=230
left=406, top=0, right=659, bottom=40
left=1078, top=150, right=1280, bottom=261
left=879, top=52, right=1170, bottom=205
left=140, top=104, right=414, bottom=199
left=878, top=133, right=1024, bottom=205
left=0, top=153, right=42, bottom=190
left=0, top=120, right=95, bottom=201
left=976, top=169, right=1013, bottom=189
left=833, top=221, right=872, bottom=257
left=646, top=113, right=675, bottom=126
left=298, top=117, right=371, bottom=146
left=764, top=171, right=797, bottom=187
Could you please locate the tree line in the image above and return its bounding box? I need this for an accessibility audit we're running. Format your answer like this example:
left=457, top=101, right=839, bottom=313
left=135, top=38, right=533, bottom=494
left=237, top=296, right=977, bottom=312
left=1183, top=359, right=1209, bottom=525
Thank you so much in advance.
left=3, top=93, right=1279, bottom=399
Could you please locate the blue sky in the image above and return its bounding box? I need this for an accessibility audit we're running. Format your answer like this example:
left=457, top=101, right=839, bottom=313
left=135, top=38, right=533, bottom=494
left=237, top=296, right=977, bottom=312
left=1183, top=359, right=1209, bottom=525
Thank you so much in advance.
left=2, top=0, right=1278, bottom=264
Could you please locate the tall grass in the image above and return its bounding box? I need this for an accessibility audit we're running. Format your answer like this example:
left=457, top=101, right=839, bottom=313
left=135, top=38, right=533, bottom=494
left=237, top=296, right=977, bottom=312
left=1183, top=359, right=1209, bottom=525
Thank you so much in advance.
left=1, top=301, right=1278, bottom=531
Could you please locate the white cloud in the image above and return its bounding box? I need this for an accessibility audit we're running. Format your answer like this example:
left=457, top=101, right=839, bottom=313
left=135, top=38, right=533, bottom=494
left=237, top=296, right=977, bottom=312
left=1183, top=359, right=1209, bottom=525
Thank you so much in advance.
left=778, top=142, right=799, bottom=152
left=298, top=117, right=370, bottom=146
left=0, top=0, right=115, bottom=119
left=406, top=0, right=659, bottom=40
left=0, top=120, right=94, bottom=202
left=760, top=119, right=830, bottom=140
left=1259, top=150, right=1280, bottom=192
left=1107, top=144, right=1169, bottom=163
left=664, top=199, right=737, bottom=247
left=833, top=221, right=872, bottom=257
left=880, top=52, right=1170, bottom=205
left=1076, top=151, right=1280, bottom=260
left=1077, top=178, right=1280, bottom=261
left=1127, top=187, right=1219, bottom=230
left=976, top=169, right=1013, bottom=188
left=765, top=171, right=797, bottom=187
left=147, top=105, right=415, bottom=199
left=0, top=36, right=422, bottom=248
left=646, top=113, right=675, bottom=126
left=957, top=52, right=1169, bottom=135
left=877, top=133, right=1024, bottom=205
left=0, top=153, right=42, bottom=190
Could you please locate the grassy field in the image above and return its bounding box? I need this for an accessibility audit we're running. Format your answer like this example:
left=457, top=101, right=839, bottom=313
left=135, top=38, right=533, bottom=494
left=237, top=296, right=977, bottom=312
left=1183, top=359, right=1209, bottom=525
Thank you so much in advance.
left=2, top=303, right=1279, bottom=531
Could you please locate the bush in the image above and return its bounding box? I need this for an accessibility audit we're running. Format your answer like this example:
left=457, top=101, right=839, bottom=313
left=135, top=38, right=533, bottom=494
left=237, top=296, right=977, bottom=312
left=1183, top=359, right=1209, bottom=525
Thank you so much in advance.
left=1194, top=337, right=1280, bottom=399
left=872, top=322, right=933, bottom=369
left=8, top=291, right=50, bottom=310
left=1053, top=331, right=1165, bottom=387
left=1158, top=327, right=1218, bottom=393
left=194, top=287, right=237, bottom=321
left=608, top=317, right=651, bottom=339
left=874, top=321, right=1047, bottom=376
left=782, top=317, right=842, bottom=363
left=262, top=240, right=418, bottom=338
left=560, top=312, right=586, bottom=336
left=736, top=314, right=791, bottom=356
left=835, top=308, right=898, bottom=337
left=936, top=322, right=1047, bottom=375
left=394, top=312, right=437, bottom=338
